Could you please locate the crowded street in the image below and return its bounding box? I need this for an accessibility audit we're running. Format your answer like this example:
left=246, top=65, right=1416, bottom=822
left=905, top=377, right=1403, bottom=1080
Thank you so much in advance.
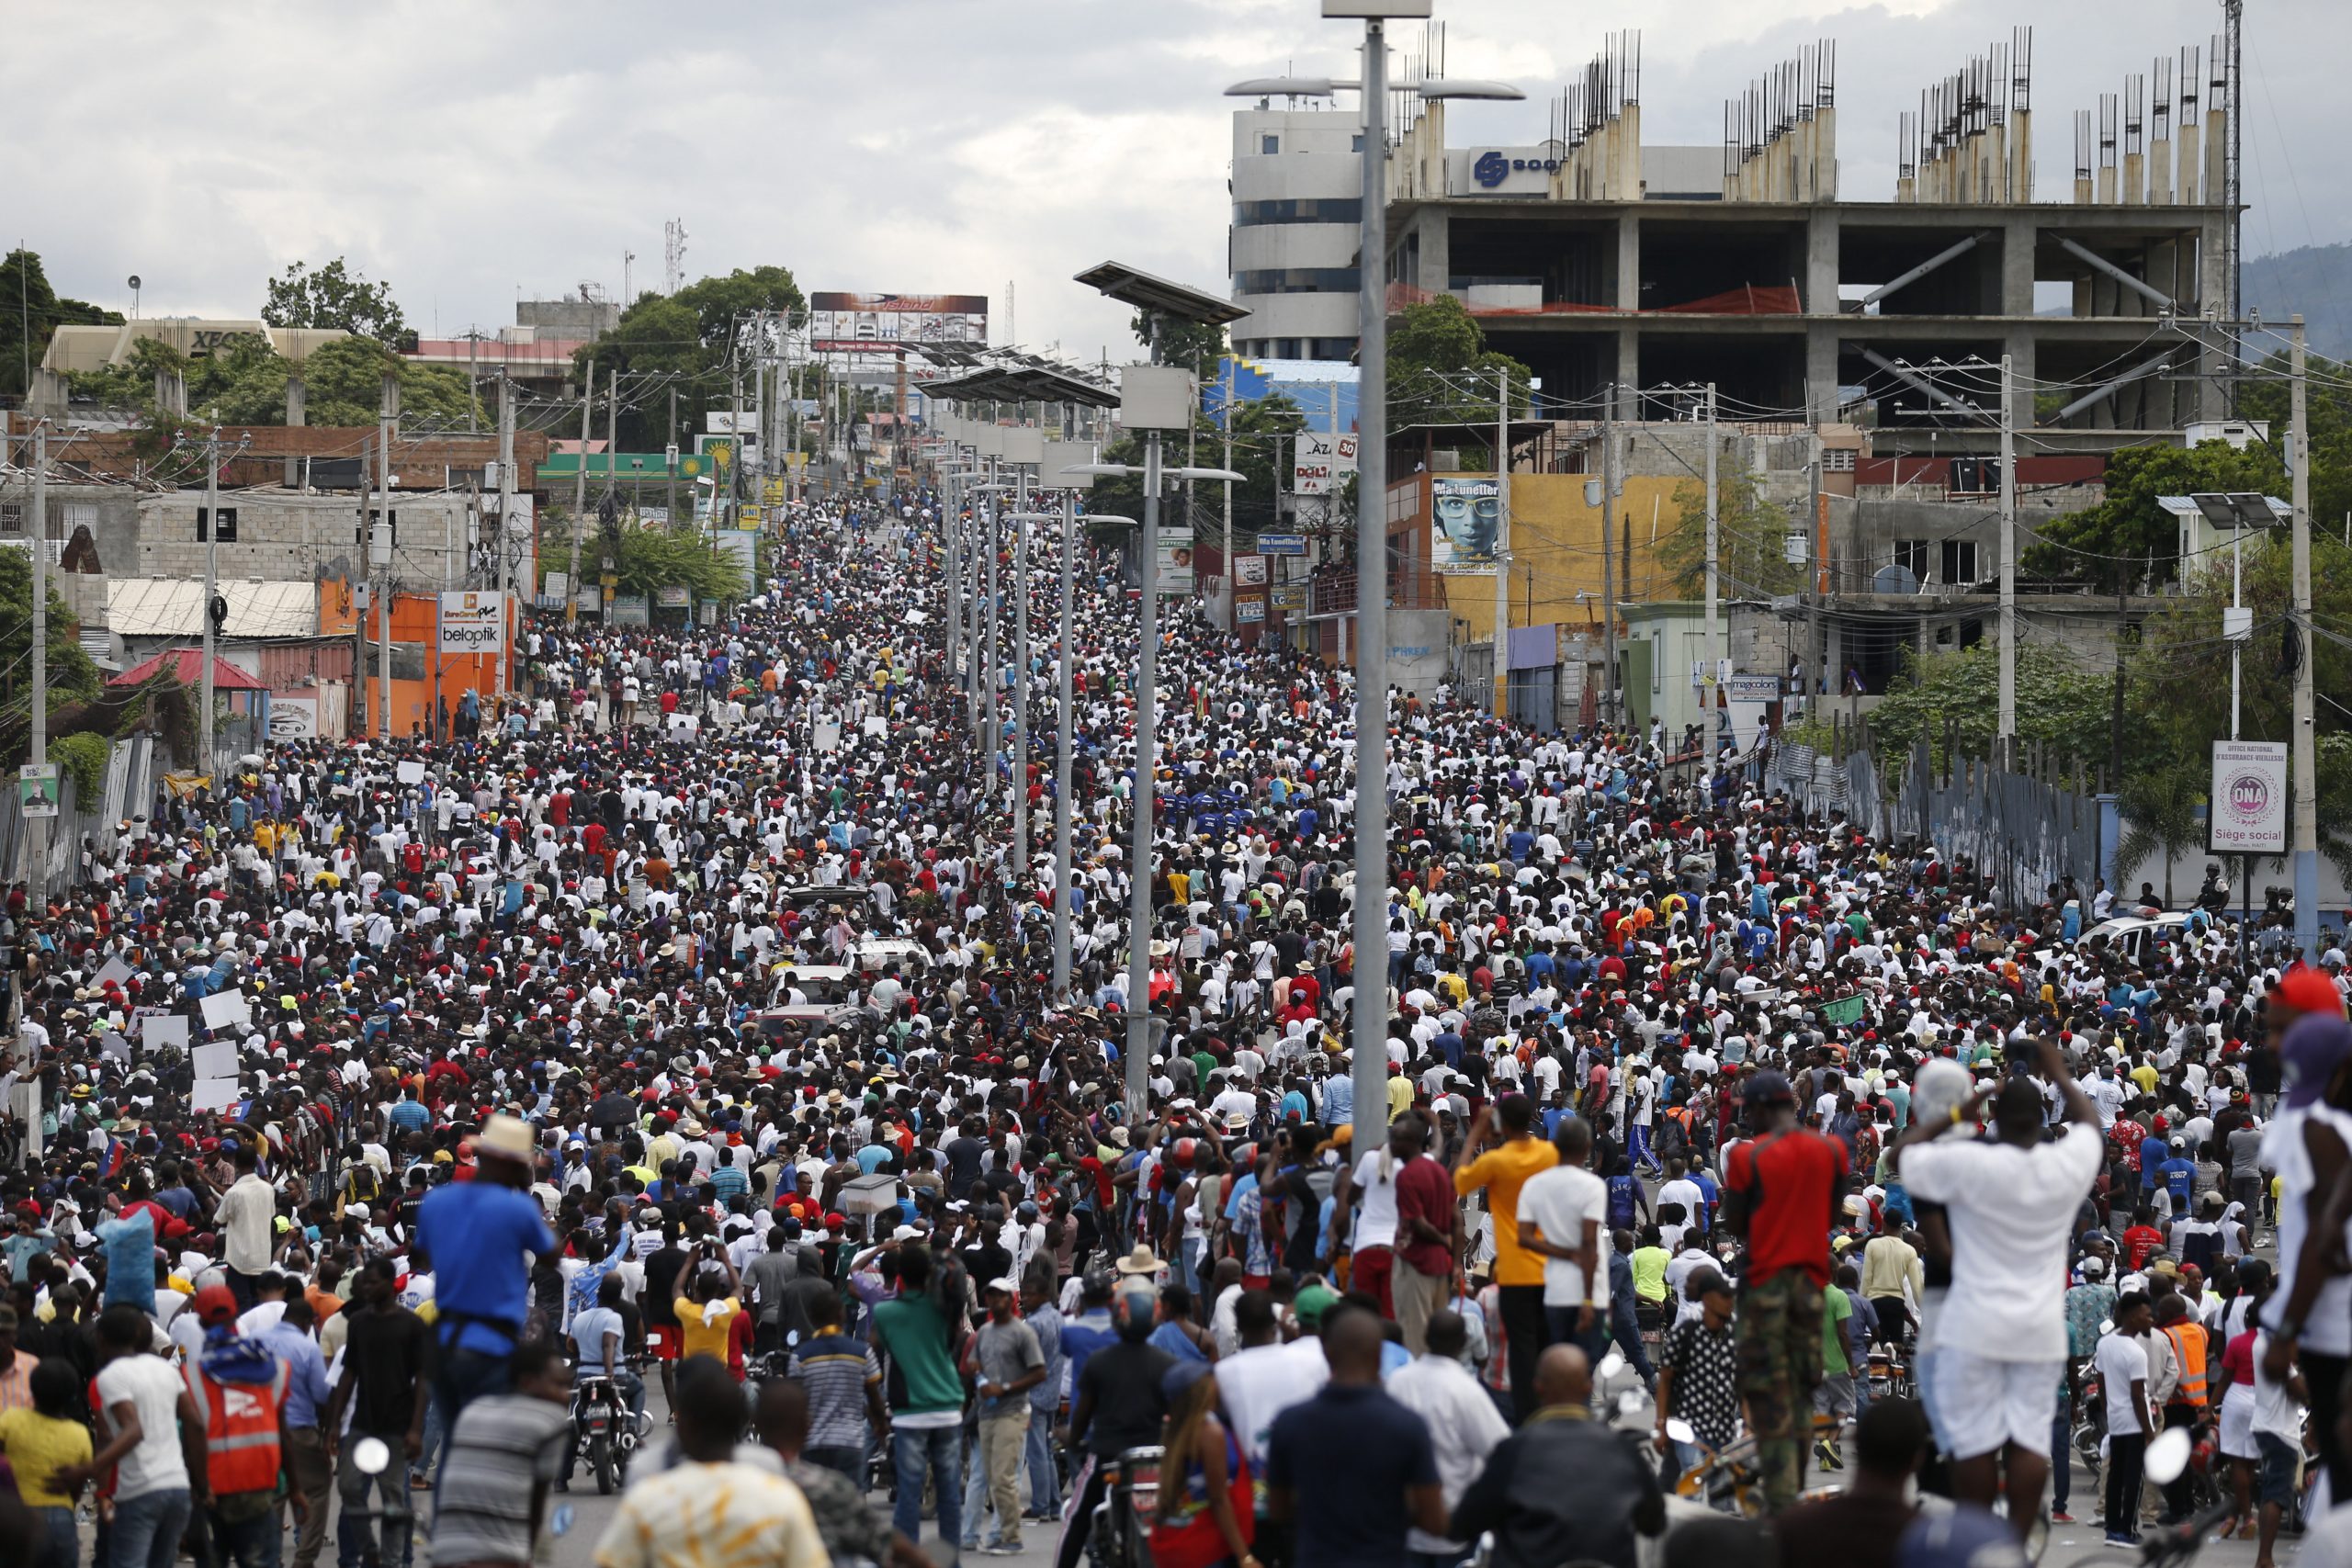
left=2, top=479, right=2347, bottom=1568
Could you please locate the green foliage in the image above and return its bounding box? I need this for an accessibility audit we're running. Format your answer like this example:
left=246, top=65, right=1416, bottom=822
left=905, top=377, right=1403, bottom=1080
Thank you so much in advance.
left=262, top=258, right=413, bottom=348
left=1134, top=310, right=1225, bottom=377
left=0, top=249, right=122, bottom=401
left=1387, top=297, right=1533, bottom=434
left=580, top=265, right=803, bottom=452
left=2235, top=349, right=2352, bottom=540
left=65, top=332, right=478, bottom=430
left=1657, top=467, right=1799, bottom=599
left=671, top=266, right=804, bottom=349
left=1865, top=642, right=2113, bottom=771
left=2022, top=440, right=2283, bottom=592
left=607, top=522, right=748, bottom=602
left=47, top=732, right=108, bottom=803
left=2112, top=761, right=2205, bottom=905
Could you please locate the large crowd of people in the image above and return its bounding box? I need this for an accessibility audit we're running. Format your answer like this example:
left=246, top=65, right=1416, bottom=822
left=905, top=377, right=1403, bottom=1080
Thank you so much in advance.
left=0, top=474, right=2346, bottom=1568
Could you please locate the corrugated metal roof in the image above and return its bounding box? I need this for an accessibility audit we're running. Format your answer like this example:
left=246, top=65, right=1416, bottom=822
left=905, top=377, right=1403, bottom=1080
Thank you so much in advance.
left=106, top=579, right=317, bottom=639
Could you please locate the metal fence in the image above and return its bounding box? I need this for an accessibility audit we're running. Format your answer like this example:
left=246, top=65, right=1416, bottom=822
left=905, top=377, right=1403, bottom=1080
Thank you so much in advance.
left=0, top=735, right=162, bottom=887
left=1763, top=739, right=1890, bottom=841
left=1894, top=744, right=2106, bottom=902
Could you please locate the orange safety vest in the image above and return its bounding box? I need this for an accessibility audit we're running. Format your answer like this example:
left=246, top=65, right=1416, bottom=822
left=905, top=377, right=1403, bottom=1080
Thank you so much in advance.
left=184, top=1357, right=291, bottom=1495
left=2161, top=1322, right=2209, bottom=1408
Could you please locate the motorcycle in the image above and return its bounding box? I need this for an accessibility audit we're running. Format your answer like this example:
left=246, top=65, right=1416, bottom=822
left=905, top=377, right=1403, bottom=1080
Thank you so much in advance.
left=571, top=1371, right=641, bottom=1495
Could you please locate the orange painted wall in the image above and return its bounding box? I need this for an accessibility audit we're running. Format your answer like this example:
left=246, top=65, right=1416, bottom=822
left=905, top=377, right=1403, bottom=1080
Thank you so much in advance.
left=321, top=579, right=511, bottom=739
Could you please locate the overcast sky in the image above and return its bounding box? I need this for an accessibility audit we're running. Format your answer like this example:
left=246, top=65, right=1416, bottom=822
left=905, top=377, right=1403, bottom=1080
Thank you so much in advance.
left=5, top=0, right=2343, bottom=364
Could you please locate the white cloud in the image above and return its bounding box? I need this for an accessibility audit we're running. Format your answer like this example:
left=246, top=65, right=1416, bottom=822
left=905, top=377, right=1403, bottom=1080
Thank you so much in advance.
left=2, top=0, right=2342, bottom=362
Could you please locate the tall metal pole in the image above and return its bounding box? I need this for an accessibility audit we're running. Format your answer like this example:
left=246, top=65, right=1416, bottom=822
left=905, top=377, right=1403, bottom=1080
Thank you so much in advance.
left=1222, top=358, right=1236, bottom=630
left=1493, top=364, right=1510, bottom=718
left=1351, top=16, right=1392, bottom=1133
left=1054, top=482, right=1078, bottom=998
left=944, top=465, right=961, bottom=707
left=1127, top=423, right=1165, bottom=1111
left=2290, top=317, right=2318, bottom=955
left=200, top=428, right=219, bottom=771
left=1600, top=384, right=1619, bottom=727
left=1013, top=463, right=1032, bottom=874
left=1703, top=383, right=1720, bottom=742
left=570, top=355, right=593, bottom=625
left=494, top=378, right=514, bottom=703
left=1997, top=353, right=2018, bottom=754
left=27, top=424, right=47, bottom=902
left=375, top=426, right=392, bottom=740
left=353, top=438, right=369, bottom=737
left=983, top=461, right=1001, bottom=791
left=606, top=365, right=620, bottom=519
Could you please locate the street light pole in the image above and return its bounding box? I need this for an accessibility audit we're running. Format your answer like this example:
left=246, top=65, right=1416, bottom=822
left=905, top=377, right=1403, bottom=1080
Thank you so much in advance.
left=1351, top=14, right=1393, bottom=1131
left=1055, top=485, right=1081, bottom=998
left=1128, top=423, right=1164, bottom=1110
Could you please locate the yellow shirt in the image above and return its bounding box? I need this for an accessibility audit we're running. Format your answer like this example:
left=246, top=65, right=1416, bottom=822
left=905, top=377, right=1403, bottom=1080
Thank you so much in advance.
left=1455, top=1138, right=1562, bottom=1287
left=1386, top=1074, right=1415, bottom=1123
left=676, top=1296, right=741, bottom=1362
left=0, top=1407, right=93, bottom=1507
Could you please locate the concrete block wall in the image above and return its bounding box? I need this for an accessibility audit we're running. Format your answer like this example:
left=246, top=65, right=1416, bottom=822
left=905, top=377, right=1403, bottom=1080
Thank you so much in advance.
left=135, top=495, right=471, bottom=587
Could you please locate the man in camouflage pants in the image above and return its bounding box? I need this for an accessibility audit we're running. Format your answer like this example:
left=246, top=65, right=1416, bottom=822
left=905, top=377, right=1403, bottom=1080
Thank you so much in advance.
left=1718, top=1070, right=1849, bottom=1512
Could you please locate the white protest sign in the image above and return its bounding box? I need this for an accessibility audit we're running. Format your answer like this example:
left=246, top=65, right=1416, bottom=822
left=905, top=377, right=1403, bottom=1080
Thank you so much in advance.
left=199, top=990, right=252, bottom=1034
left=95, top=957, right=135, bottom=989
left=191, top=1077, right=242, bottom=1112
left=191, top=1040, right=239, bottom=1080
left=100, top=1032, right=132, bottom=1065
left=142, top=1014, right=190, bottom=1052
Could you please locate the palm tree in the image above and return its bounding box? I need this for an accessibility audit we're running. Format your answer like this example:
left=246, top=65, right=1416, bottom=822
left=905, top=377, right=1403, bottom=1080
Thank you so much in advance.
left=2114, top=763, right=2205, bottom=908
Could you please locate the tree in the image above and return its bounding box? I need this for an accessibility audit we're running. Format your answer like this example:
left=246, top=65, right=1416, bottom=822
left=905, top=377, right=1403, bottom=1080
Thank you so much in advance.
left=287, top=335, right=479, bottom=428
left=263, top=258, right=413, bottom=348
left=1385, top=296, right=1532, bottom=440
left=0, top=547, right=101, bottom=729
left=671, top=265, right=804, bottom=350
left=1133, top=309, right=1225, bottom=376
left=572, top=296, right=707, bottom=453
left=1656, top=467, right=1799, bottom=599
left=0, top=249, right=123, bottom=401
left=2113, top=761, right=2205, bottom=907
left=606, top=521, right=747, bottom=602
left=2020, top=439, right=2282, bottom=592
left=1864, top=641, right=2114, bottom=771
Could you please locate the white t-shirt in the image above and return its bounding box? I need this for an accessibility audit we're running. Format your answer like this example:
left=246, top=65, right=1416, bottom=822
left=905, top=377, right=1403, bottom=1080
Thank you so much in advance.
left=1215, top=1339, right=1330, bottom=1473
left=1902, top=1126, right=2103, bottom=1362
left=2096, top=1330, right=2150, bottom=1436
left=1350, top=1147, right=1405, bottom=1251
left=1515, top=1163, right=1611, bottom=1307
left=97, top=1354, right=191, bottom=1499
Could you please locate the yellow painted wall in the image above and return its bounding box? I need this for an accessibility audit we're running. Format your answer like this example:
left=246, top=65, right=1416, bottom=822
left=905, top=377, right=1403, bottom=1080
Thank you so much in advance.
left=1442, top=471, right=1690, bottom=649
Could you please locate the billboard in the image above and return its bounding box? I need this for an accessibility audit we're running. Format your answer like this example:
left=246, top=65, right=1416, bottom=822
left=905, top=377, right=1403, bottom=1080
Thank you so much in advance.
left=2210, top=740, right=2290, bottom=854
left=437, top=591, right=505, bottom=654
left=1155, top=526, right=1195, bottom=596
left=808, top=291, right=988, bottom=377
left=1291, top=431, right=1359, bottom=495
left=1430, top=476, right=1503, bottom=574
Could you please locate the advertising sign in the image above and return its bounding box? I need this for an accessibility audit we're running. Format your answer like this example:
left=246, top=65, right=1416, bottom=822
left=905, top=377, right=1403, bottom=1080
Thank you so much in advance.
left=2210, top=739, right=2290, bottom=854
left=437, top=591, right=505, bottom=654
left=1430, top=476, right=1503, bottom=574
left=1259, top=532, right=1306, bottom=556
left=1291, top=431, right=1360, bottom=496
left=655, top=585, right=693, bottom=609
left=1236, top=596, right=1266, bottom=624
left=610, top=594, right=650, bottom=626
left=1725, top=675, right=1781, bottom=702
left=808, top=290, right=989, bottom=378
left=267, top=694, right=318, bottom=742
left=1269, top=582, right=1304, bottom=609
left=1155, top=527, right=1195, bottom=596
left=1234, top=554, right=1268, bottom=588
left=16, top=764, right=58, bottom=818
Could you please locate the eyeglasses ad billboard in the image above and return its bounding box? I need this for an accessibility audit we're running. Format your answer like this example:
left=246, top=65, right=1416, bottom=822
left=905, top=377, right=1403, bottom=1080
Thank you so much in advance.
left=1430, top=476, right=1503, bottom=575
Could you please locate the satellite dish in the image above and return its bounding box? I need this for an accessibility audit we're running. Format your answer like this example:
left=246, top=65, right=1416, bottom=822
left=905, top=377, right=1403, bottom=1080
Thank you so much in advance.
left=1872, top=562, right=1921, bottom=595
left=127, top=275, right=141, bottom=290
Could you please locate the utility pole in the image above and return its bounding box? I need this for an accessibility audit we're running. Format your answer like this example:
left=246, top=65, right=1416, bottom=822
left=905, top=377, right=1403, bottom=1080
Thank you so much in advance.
left=1053, top=477, right=1080, bottom=998
left=200, top=426, right=219, bottom=773
left=2291, top=316, right=2318, bottom=955
left=353, top=437, right=369, bottom=736
left=606, top=364, right=619, bottom=517
left=1806, top=450, right=1823, bottom=722
left=1493, top=364, right=1511, bottom=718
left=1996, top=353, right=2018, bottom=757
left=1222, top=358, right=1236, bottom=631
left=26, top=423, right=46, bottom=904
left=1599, top=384, right=1618, bottom=726
left=1703, top=382, right=1720, bottom=744
left=666, top=387, right=679, bottom=527
left=1012, top=462, right=1031, bottom=874
left=465, top=330, right=481, bottom=434
left=493, top=378, right=514, bottom=702
left=570, top=355, right=593, bottom=625
left=375, top=422, right=391, bottom=740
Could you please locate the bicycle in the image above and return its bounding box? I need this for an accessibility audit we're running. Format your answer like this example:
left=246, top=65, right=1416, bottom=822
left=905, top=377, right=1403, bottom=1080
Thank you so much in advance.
left=1083, top=1444, right=1164, bottom=1568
